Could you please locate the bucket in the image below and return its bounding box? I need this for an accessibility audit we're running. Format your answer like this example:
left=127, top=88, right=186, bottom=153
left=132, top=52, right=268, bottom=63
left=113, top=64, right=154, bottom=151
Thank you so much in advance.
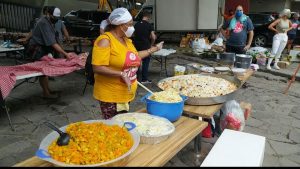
left=235, top=54, right=253, bottom=69
left=219, top=52, right=236, bottom=66
left=141, top=93, right=187, bottom=122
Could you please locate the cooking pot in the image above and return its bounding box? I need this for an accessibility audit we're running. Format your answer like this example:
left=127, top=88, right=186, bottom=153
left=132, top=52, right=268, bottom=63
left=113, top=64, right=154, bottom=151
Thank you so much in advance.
left=219, top=52, right=236, bottom=66
left=235, top=54, right=253, bottom=69
left=141, top=94, right=187, bottom=122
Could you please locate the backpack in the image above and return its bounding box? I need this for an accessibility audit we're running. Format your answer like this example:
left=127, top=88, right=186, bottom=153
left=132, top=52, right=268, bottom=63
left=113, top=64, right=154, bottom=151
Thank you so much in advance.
left=85, top=49, right=95, bottom=85
left=84, top=34, right=111, bottom=86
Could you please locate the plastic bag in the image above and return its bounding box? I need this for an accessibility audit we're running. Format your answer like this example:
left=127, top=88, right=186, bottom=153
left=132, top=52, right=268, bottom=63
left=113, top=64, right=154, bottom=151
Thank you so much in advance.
left=174, top=65, right=186, bottom=76
left=212, top=38, right=224, bottom=47
left=220, top=100, right=245, bottom=132
left=192, top=38, right=207, bottom=51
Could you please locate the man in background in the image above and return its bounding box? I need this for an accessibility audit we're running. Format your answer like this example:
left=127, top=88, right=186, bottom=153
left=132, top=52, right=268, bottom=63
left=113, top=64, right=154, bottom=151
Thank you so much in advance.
left=221, top=5, right=254, bottom=54
left=133, top=11, right=156, bottom=84
left=27, top=6, right=73, bottom=99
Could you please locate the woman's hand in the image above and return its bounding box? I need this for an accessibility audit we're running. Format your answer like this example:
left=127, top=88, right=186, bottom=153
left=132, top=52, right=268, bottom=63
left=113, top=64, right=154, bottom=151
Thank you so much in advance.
left=155, top=41, right=164, bottom=51
left=121, top=72, right=131, bottom=91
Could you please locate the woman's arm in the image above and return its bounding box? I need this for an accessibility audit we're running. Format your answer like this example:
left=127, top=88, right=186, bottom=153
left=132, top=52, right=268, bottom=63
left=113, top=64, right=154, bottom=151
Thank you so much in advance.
left=268, top=19, right=281, bottom=34
left=138, top=42, right=164, bottom=59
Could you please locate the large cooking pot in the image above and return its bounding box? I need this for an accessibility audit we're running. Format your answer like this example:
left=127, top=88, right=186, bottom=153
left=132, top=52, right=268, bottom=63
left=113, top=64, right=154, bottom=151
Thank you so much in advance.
left=36, top=120, right=140, bottom=167
left=157, top=74, right=242, bottom=106
left=219, top=52, right=236, bottom=65
left=235, top=54, right=253, bottom=69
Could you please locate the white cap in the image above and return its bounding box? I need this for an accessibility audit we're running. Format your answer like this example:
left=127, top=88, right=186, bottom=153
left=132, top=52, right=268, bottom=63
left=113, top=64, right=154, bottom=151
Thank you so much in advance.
left=53, top=8, right=61, bottom=17
left=108, top=8, right=132, bottom=26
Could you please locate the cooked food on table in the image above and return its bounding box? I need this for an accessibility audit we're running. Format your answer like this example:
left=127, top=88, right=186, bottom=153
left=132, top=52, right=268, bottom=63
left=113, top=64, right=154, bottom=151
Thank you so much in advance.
left=48, top=122, right=133, bottom=165
left=113, top=113, right=175, bottom=138
left=158, top=75, right=238, bottom=98
left=149, top=90, right=182, bottom=103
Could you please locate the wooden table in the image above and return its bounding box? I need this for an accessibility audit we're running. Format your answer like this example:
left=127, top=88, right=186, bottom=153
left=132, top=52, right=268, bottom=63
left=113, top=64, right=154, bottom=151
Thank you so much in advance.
left=184, top=70, right=254, bottom=119
left=14, top=117, right=208, bottom=167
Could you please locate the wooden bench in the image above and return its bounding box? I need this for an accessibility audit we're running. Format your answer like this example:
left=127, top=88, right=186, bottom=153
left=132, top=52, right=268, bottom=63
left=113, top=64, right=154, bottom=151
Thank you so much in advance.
left=201, top=129, right=266, bottom=167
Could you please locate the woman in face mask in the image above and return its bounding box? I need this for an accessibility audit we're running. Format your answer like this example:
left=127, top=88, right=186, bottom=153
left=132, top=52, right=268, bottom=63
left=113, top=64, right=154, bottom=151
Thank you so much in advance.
left=92, top=8, right=164, bottom=120
left=267, top=9, right=293, bottom=70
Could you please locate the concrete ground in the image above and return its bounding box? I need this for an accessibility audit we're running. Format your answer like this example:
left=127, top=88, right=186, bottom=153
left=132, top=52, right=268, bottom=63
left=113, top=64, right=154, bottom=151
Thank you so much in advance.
left=0, top=49, right=300, bottom=167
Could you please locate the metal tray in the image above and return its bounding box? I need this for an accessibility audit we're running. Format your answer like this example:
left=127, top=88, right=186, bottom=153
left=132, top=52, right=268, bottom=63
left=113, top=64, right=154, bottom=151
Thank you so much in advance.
left=157, top=74, right=242, bottom=106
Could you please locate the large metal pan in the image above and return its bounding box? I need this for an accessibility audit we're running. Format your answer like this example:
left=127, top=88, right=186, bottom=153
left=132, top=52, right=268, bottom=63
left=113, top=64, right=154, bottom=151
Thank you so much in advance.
left=157, top=74, right=242, bottom=106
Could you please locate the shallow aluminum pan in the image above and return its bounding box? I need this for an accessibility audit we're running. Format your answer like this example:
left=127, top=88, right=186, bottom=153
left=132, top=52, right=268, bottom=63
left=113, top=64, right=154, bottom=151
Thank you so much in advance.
left=157, top=74, right=242, bottom=106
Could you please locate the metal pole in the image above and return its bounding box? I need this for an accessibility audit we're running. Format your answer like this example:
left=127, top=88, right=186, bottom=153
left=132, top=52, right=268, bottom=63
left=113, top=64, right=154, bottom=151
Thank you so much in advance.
left=284, top=63, right=300, bottom=95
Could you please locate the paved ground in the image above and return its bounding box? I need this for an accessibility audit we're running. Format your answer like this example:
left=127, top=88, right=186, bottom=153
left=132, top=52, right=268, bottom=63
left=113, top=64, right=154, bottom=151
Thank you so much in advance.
left=0, top=50, right=300, bottom=167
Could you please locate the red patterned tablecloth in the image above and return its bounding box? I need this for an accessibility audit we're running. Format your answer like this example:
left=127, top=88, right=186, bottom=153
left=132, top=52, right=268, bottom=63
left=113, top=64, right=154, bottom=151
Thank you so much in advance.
left=0, top=53, right=87, bottom=99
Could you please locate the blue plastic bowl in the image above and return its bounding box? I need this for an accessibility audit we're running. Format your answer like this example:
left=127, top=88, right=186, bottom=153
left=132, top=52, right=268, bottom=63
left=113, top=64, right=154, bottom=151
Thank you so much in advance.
left=141, top=93, right=187, bottom=122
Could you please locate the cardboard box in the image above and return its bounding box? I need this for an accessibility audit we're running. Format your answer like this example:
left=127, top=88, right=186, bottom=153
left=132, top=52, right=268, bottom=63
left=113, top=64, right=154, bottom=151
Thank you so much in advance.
left=240, top=102, right=252, bottom=121
left=293, top=45, right=300, bottom=51
left=180, top=37, right=189, bottom=48
left=277, top=61, right=290, bottom=69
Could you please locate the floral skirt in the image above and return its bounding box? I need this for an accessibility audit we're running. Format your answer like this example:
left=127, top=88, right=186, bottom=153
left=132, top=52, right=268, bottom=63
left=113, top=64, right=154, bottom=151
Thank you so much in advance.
left=99, top=102, right=128, bottom=120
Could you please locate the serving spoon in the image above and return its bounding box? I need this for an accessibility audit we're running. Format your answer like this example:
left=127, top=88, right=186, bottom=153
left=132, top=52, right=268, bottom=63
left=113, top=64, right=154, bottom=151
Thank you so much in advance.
left=44, top=122, right=71, bottom=146
left=137, top=81, right=155, bottom=95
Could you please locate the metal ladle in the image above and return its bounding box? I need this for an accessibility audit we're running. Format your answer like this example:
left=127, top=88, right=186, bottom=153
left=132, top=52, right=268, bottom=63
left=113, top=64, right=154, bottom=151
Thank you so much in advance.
left=44, top=122, right=71, bottom=146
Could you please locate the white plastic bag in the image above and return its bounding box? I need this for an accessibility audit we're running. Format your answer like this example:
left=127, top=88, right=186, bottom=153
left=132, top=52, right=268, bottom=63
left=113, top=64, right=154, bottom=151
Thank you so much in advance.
left=192, top=38, right=207, bottom=51
left=212, top=38, right=224, bottom=47
left=220, top=100, right=245, bottom=132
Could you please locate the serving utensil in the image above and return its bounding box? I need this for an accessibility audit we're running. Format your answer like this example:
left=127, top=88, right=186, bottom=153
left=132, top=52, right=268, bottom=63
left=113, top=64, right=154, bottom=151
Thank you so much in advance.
left=44, top=122, right=71, bottom=146
left=137, top=81, right=155, bottom=95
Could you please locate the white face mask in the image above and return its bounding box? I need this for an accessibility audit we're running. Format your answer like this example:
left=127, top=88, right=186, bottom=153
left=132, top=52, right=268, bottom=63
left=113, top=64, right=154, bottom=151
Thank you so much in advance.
left=122, top=25, right=135, bottom=38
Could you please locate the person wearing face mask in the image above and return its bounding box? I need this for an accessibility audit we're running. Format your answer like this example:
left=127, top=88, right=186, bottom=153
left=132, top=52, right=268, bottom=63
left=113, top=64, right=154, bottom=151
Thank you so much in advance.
left=92, top=8, right=164, bottom=120
left=27, top=6, right=73, bottom=99
left=221, top=5, right=254, bottom=54
left=267, top=9, right=293, bottom=70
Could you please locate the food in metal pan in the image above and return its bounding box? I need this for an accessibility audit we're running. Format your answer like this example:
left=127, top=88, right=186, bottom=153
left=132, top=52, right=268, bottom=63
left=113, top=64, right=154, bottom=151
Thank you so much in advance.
left=158, top=75, right=237, bottom=98
left=48, top=122, right=133, bottom=165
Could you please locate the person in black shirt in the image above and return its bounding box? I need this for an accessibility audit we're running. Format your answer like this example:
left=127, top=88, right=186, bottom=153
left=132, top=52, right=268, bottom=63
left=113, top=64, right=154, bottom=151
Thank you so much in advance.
left=133, top=11, right=156, bottom=84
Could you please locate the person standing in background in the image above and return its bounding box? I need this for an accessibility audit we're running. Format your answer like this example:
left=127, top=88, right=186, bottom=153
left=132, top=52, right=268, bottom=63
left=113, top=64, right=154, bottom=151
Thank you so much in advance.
left=267, top=9, right=293, bottom=70
left=221, top=5, right=254, bottom=54
left=54, top=8, right=70, bottom=58
left=287, top=13, right=300, bottom=54
left=27, top=6, right=73, bottom=99
left=55, top=18, right=70, bottom=44
left=133, top=11, right=156, bottom=84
